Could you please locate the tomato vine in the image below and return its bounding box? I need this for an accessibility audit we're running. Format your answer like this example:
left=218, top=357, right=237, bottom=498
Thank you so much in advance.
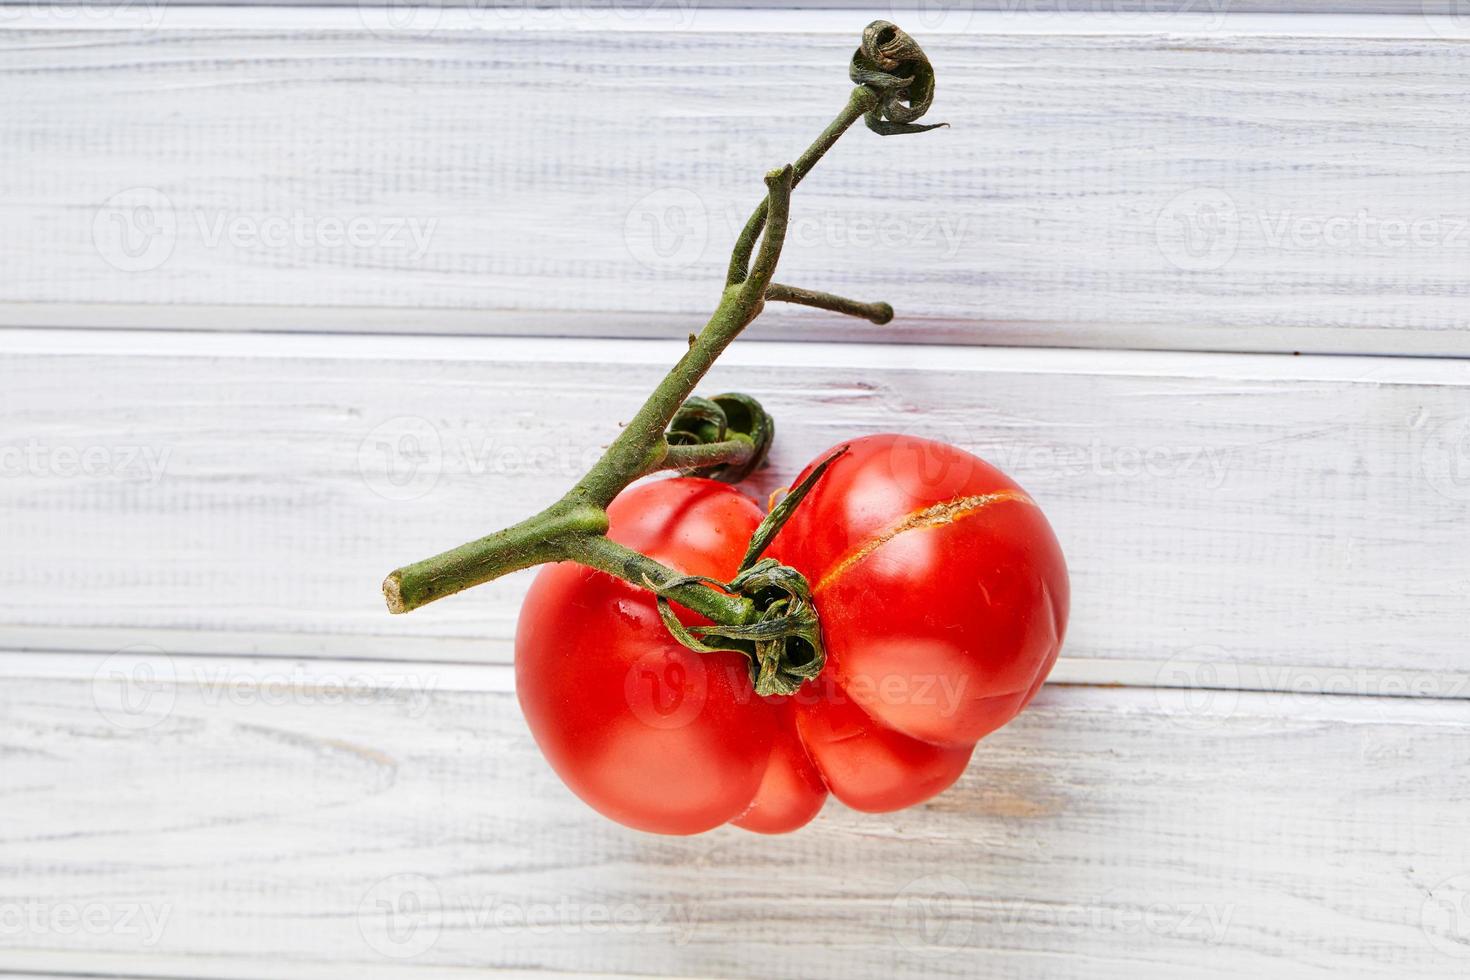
left=382, top=21, right=947, bottom=692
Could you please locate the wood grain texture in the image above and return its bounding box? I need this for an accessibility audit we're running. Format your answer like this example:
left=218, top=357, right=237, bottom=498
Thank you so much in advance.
left=5, top=11, right=1468, bottom=980
left=3, top=651, right=1468, bottom=979
left=16, top=1, right=1463, bottom=12
left=2, top=329, right=1468, bottom=696
left=4, top=10, right=1470, bottom=354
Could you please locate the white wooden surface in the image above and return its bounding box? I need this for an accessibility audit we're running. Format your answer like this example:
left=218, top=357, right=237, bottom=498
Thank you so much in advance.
left=1, top=651, right=1468, bottom=979
left=44, top=0, right=1470, bottom=12
left=5, top=10, right=1470, bottom=354
left=4, top=7, right=1470, bottom=980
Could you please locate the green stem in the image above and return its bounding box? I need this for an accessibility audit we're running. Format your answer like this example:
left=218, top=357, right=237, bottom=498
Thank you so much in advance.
left=386, top=168, right=795, bottom=616
left=766, top=283, right=894, bottom=325
left=726, top=86, right=880, bottom=287
left=384, top=81, right=894, bottom=621
left=653, top=438, right=757, bottom=477
left=560, top=535, right=757, bottom=626
left=568, top=164, right=793, bottom=511
left=384, top=502, right=607, bottom=614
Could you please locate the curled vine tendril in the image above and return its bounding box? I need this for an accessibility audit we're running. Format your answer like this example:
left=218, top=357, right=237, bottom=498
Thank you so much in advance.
left=665, top=392, right=774, bottom=484
left=849, top=20, right=947, bottom=136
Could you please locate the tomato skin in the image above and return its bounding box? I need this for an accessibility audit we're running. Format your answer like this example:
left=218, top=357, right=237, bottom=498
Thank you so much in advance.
left=515, top=479, right=778, bottom=835
left=769, top=434, right=1068, bottom=807
left=730, top=699, right=828, bottom=834
left=793, top=685, right=975, bottom=812
left=515, top=434, right=1068, bottom=833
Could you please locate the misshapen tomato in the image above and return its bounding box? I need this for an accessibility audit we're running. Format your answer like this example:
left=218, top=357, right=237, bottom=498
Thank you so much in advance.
left=514, top=434, right=1068, bottom=835
left=768, top=434, right=1069, bottom=815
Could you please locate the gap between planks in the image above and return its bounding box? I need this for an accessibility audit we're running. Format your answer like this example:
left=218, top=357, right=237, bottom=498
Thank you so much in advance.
left=9, top=304, right=1470, bottom=360
left=7, top=647, right=1469, bottom=703
left=6, top=327, right=1470, bottom=379
left=0, top=951, right=656, bottom=980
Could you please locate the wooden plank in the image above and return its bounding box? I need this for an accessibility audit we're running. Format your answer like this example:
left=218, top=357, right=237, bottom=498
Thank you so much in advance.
left=1, top=329, right=1468, bottom=695
left=2, top=652, right=1468, bottom=978
left=4, top=10, right=1470, bottom=355
left=9, top=1, right=1462, bottom=13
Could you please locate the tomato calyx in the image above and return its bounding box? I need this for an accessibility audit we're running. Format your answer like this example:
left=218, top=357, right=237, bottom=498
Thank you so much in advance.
left=650, top=558, right=824, bottom=697
left=646, top=446, right=850, bottom=696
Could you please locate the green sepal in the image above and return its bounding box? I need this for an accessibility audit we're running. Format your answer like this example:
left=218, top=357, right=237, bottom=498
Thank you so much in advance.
left=702, top=559, right=825, bottom=696
left=646, top=560, right=825, bottom=698
left=739, top=445, right=847, bottom=571
left=645, top=434, right=850, bottom=697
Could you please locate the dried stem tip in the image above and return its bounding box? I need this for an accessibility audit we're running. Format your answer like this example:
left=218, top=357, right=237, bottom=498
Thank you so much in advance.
left=849, top=21, right=947, bottom=136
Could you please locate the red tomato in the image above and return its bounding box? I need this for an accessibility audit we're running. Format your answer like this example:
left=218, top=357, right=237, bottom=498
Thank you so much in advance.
left=514, top=434, right=1068, bottom=835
